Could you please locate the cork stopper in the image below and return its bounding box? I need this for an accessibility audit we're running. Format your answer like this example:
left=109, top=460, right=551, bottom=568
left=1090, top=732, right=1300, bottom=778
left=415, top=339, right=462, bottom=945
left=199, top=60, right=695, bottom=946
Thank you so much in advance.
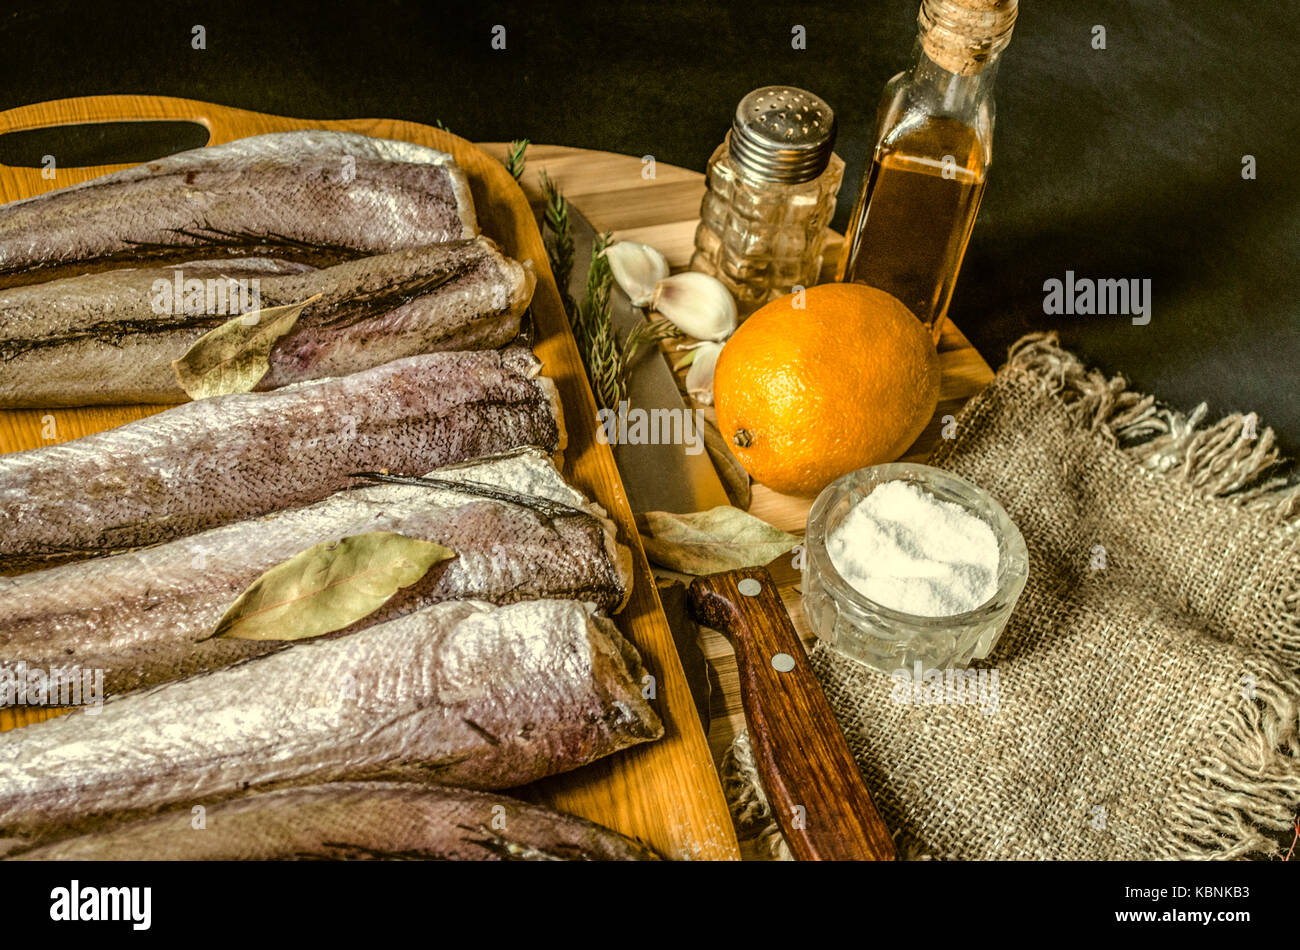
left=919, top=0, right=1017, bottom=76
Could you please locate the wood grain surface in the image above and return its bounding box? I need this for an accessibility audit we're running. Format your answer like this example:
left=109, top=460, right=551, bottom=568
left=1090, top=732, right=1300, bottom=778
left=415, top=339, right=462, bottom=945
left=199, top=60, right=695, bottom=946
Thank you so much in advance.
left=0, top=96, right=739, bottom=860
left=689, top=568, right=895, bottom=861
left=479, top=145, right=996, bottom=825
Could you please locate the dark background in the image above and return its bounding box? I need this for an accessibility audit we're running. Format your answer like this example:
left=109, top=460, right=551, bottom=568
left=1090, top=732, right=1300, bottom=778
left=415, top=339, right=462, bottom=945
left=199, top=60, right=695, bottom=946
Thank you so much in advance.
left=1, top=0, right=1296, bottom=457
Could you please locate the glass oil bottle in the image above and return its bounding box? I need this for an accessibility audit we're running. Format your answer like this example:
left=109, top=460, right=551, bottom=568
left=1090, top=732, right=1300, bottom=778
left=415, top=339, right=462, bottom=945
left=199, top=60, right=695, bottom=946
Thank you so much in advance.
left=838, top=0, right=1017, bottom=340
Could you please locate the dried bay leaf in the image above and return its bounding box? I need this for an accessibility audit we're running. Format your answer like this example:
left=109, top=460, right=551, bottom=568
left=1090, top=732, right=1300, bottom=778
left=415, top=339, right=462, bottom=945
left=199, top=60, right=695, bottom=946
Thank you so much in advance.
left=212, top=531, right=454, bottom=641
left=172, top=293, right=322, bottom=399
left=638, top=506, right=798, bottom=575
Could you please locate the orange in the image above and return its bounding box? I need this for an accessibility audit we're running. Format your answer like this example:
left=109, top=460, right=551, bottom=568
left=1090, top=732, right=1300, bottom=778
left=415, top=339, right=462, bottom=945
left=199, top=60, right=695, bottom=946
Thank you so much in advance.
left=713, top=283, right=940, bottom=497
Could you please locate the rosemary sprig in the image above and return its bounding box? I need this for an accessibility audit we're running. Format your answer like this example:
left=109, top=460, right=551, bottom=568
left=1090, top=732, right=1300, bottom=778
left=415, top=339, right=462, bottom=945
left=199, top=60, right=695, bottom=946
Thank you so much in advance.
left=623, top=318, right=684, bottom=371
left=582, top=232, right=622, bottom=408
left=539, top=170, right=579, bottom=335
left=538, top=175, right=681, bottom=411
left=504, top=139, right=529, bottom=182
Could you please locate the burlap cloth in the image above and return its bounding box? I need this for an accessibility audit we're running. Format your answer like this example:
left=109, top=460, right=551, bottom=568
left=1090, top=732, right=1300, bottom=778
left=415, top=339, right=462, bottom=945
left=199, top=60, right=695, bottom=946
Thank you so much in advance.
left=725, top=333, right=1300, bottom=860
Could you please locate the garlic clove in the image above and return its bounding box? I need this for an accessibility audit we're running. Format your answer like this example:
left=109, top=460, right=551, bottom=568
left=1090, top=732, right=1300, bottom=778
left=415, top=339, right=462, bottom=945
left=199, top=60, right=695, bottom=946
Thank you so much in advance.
left=651, top=272, right=738, bottom=342
left=685, top=340, right=724, bottom=405
left=672, top=342, right=705, bottom=371
left=602, top=241, right=669, bottom=308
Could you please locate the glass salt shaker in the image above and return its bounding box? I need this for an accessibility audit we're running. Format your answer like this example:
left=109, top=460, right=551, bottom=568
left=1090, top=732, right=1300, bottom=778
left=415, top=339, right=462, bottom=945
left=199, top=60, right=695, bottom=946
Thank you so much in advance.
left=690, top=86, right=844, bottom=316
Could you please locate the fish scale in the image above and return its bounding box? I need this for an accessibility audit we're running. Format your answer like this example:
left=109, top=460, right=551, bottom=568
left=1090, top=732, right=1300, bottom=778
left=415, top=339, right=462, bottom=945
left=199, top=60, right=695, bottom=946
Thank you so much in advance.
left=7, top=782, right=659, bottom=861
left=0, top=346, right=563, bottom=571
left=0, top=238, right=534, bottom=407
left=0, top=599, right=663, bottom=845
left=0, top=131, right=477, bottom=284
left=0, top=449, right=631, bottom=697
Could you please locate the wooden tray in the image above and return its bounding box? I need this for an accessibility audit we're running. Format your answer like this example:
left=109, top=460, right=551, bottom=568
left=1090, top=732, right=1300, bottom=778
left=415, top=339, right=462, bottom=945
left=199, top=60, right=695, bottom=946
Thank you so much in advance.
left=0, top=95, right=739, bottom=860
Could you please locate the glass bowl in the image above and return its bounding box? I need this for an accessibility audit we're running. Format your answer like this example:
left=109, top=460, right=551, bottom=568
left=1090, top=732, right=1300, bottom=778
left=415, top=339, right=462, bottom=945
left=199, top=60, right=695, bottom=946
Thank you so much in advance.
left=802, top=463, right=1028, bottom=674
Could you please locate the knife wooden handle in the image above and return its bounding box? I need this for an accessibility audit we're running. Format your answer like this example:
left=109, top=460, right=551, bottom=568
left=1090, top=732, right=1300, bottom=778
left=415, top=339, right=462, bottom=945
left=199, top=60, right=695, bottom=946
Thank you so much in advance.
left=690, top=567, right=895, bottom=861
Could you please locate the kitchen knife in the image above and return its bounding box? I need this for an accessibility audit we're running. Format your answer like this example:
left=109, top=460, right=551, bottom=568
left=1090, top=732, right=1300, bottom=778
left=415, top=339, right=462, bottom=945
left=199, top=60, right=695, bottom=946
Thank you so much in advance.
left=689, top=567, right=896, bottom=861
left=656, top=578, right=712, bottom=731
left=562, top=205, right=731, bottom=514
left=544, top=203, right=721, bottom=726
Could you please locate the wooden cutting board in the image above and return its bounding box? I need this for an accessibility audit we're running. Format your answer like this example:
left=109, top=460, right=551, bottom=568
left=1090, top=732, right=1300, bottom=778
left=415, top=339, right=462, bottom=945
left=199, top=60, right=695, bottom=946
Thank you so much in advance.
left=0, top=95, right=740, bottom=860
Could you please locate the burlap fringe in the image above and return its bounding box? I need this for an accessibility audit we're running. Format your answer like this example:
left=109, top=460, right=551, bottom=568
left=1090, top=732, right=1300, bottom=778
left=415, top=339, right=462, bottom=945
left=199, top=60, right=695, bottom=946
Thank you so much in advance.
left=720, top=731, right=793, bottom=861
left=721, top=332, right=1300, bottom=860
left=1164, top=653, right=1300, bottom=860
left=1005, top=333, right=1300, bottom=527
left=1007, top=332, right=1300, bottom=673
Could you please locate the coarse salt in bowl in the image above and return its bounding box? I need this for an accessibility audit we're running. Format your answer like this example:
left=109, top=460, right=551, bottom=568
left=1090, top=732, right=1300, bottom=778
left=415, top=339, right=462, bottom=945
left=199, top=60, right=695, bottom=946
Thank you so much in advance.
left=802, top=463, right=1028, bottom=674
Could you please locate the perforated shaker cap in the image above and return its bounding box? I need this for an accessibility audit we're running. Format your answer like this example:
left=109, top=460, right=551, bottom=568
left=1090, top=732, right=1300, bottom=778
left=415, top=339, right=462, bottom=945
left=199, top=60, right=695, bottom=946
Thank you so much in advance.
left=729, top=86, right=837, bottom=184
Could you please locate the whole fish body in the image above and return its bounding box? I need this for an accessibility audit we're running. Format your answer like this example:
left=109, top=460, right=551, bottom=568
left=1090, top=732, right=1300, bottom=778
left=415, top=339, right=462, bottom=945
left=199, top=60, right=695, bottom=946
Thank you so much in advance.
left=0, top=238, right=535, bottom=407
left=0, top=449, right=632, bottom=697
left=0, top=347, right=563, bottom=570
left=8, top=782, right=659, bottom=861
left=0, top=599, right=663, bottom=844
left=0, top=131, right=477, bottom=286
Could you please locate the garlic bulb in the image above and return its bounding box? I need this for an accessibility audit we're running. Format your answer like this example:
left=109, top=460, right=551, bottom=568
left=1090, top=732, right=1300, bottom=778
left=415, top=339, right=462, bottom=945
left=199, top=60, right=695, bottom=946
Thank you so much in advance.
left=602, top=241, right=669, bottom=308
left=684, top=341, right=724, bottom=405
left=650, top=272, right=738, bottom=341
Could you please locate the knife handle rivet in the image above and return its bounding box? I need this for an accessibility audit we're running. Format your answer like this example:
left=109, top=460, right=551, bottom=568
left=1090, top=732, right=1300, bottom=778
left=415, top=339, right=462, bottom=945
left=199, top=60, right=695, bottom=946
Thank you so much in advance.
left=771, top=652, right=796, bottom=672
left=738, top=578, right=762, bottom=597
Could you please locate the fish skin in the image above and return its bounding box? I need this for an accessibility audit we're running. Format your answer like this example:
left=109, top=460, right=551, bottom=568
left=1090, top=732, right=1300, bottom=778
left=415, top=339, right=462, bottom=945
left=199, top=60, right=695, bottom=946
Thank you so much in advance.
left=0, top=449, right=632, bottom=697
left=0, top=257, right=312, bottom=407
left=257, top=240, right=535, bottom=391
left=0, top=238, right=535, bottom=407
left=0, top=131, right=477, bottom=285
left=0, top=600, right=663, bottom=842
left=7, top=782, right=659, bottom=861
left=0, top=347, right=563, bottom=571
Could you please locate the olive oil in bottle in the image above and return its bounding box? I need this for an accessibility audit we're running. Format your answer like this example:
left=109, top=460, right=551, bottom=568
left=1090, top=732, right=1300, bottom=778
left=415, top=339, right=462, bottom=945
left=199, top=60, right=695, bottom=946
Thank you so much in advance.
left=839, top=0, right=1016, bottom=341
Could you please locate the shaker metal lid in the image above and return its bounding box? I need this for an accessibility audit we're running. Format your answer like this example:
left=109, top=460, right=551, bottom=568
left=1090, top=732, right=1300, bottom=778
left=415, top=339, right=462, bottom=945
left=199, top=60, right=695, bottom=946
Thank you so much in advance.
left=730, top=86, right=837, bottom=184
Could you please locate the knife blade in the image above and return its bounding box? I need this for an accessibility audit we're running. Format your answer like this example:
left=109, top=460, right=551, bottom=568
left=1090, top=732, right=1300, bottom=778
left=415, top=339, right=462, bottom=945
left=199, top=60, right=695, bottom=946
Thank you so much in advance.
left=655, top=578, right=712, bottom=731
left=562, top=206, right=731, bottom=515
